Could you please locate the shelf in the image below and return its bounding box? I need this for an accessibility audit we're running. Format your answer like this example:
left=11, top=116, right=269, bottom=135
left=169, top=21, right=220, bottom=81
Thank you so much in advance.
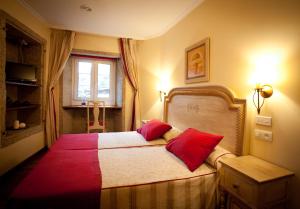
left=2, top=124, right=43, bottom=147
left=1, top=13, right=45, bottom=148
left=6, top=104, right=40, bottom=111
left=6, top=81, right=40, bottom=87
left=6, top=126, right=30, bottom=133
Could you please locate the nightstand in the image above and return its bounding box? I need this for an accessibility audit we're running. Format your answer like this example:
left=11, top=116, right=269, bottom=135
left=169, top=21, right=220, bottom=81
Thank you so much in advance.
left=219, top=155, right=294, bottom=209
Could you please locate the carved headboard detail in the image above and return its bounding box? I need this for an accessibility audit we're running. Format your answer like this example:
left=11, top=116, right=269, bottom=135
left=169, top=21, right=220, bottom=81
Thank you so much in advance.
left=163, top=85, right=246, bottom=155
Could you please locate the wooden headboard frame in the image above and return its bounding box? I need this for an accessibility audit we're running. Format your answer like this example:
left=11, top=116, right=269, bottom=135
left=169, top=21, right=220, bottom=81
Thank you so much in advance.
left=163, top=85, right=246, bottom=156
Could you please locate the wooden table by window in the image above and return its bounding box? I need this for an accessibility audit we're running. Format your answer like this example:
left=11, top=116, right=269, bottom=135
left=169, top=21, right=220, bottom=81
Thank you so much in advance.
left=61, top=105, right=123, bottom=133
left=62, top=105, right=122, bottom=109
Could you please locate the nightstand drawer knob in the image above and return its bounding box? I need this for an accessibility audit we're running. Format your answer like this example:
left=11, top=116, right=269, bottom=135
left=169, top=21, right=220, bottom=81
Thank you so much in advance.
left=232, top=183, right=239, bottom=189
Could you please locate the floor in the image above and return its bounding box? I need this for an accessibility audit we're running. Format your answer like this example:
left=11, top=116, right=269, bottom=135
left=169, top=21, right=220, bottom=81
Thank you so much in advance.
left=0, top=148, right=48, bottom=209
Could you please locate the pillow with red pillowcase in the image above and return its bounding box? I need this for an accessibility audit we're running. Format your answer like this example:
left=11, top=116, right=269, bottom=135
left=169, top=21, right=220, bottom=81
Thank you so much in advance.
left=137, top=119, right=172, bottom=141
left=166, top=128, right=223, bottom=172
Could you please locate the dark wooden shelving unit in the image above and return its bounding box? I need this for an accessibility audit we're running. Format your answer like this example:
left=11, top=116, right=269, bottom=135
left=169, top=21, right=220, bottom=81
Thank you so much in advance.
left=0, top=10, right=46, bottom=147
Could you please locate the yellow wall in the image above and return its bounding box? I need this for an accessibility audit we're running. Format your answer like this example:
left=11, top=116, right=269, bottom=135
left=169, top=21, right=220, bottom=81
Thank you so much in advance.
left=0, top=0, right=50, bottom=175
left=138, top=0, right=300, bottom=208
left=74, top=33, right=119, bottom=54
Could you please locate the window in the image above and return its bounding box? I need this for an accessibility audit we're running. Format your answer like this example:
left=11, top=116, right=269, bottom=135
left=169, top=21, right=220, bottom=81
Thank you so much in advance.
left=73, top=57, right=116, bottom=105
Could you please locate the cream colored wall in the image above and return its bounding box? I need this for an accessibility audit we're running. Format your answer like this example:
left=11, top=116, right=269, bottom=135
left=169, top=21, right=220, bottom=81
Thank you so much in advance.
left=138, top=0, right=300, bottom=208
left=74, top=33, right=119, bottom=54
left=0, top=0, right=50, bottom=175
left=138, top=38, right=163, bottom=121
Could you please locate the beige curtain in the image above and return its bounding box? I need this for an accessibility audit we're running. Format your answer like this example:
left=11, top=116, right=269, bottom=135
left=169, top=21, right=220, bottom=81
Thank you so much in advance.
left=45, top=29, right=75, bottom=147
left=119, top=38, right=141, bottom=130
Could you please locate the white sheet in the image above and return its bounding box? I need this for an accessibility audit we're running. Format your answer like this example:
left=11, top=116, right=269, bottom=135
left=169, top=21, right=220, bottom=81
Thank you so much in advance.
left=98, top=131, right=166, bottom=149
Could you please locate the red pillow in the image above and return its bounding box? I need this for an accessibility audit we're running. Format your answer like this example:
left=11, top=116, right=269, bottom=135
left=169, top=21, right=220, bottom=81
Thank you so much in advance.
left=137, top=119, right=172, bottom=141
left=166, top=128, right=223, bottom=172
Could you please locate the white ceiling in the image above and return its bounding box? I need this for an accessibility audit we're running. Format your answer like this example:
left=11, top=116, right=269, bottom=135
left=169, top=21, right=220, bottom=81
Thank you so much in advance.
left=20, top=0, right=204, bottom=40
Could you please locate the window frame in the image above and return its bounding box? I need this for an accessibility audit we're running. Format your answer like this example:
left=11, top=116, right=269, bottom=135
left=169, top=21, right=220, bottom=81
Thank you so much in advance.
left=72, top=57, right=116, bottom=106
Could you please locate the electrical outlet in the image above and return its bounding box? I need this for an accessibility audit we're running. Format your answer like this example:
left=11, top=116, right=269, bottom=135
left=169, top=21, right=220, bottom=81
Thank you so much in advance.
left=255, top=129, right=273, bottom=141
left=256, top=115, right=272, bottom=126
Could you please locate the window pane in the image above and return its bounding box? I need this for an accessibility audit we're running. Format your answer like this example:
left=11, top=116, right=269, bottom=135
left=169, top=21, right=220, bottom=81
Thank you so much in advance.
left=77, top=61, right=92, bottom=98
left=98, top=64, right=110, bottom=98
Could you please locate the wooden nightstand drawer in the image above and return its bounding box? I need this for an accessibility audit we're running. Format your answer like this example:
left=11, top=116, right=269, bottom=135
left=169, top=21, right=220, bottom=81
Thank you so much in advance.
left=219, top=156, right=294, bottom=209
left=223, top=167, right=257, bottom=206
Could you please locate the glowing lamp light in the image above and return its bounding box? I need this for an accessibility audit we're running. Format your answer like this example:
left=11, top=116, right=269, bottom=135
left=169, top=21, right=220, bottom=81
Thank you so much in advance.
left=249, top=53, right=280, bottom=87
left=157, top=73, right=170, bottom=102
left=249, top=53, right=282, bottom=114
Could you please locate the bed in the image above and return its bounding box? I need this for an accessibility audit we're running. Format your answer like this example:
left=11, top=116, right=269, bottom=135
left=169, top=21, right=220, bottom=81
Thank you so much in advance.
left=50, top=131, right=167, bottom=150
left=10, top=85, right=246, bottom=209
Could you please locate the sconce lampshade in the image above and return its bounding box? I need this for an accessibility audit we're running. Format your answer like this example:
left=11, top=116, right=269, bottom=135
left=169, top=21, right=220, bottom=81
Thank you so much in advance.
left=260, top=85, right=273, bottom=98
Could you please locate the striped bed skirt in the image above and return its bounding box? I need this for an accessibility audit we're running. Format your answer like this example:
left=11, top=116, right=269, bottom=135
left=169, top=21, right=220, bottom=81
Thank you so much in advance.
left=101, top=172, right=218, bottom=209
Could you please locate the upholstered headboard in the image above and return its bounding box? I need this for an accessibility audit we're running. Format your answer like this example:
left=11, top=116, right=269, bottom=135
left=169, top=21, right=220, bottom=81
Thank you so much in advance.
left=163, top=85, right=246, bottom=156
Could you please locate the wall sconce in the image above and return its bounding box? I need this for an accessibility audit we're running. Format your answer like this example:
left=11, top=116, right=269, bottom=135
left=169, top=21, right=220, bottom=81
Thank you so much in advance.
left=253, top=84, right=273, bottom=114
left=159, top=90, right=167, bottom=102
left=157, top=77, right=169, bottom=102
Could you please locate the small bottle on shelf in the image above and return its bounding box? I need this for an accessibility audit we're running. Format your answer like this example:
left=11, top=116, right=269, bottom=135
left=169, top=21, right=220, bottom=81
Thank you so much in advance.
left=81, top=95, right=87, bottom=105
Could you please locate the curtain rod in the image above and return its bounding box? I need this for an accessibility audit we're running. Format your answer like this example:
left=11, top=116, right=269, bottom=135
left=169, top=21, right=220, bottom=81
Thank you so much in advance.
left=70, top=53, right=118, bottom=61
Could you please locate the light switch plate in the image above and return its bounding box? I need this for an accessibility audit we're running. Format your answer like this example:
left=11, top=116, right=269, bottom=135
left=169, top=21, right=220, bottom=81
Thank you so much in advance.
left=255, top=129, right=273, bottom=141
left=256, top=115, right=272, bottom=126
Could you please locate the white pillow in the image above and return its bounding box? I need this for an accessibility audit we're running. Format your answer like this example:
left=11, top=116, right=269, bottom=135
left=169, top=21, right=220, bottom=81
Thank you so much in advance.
left=163, top=127, right=182, bottom=142
left=205, top=146, right=236, bottom=169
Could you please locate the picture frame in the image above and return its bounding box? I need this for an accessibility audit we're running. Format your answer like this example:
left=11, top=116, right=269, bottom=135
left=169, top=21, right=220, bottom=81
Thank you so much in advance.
left=185, top=38, right=210, bottom=83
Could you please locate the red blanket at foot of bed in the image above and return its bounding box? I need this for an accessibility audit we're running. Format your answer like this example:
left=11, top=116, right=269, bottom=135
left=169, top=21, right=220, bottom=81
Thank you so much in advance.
left=50, top=133, right=99, bottom=150
left=10, top=149, right=101, bottom=209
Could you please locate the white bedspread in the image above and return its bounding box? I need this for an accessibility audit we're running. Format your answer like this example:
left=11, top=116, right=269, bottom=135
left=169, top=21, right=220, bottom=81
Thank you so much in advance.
left=99, top=146, right=216, bottom=188
left=98, top=131, right=166, bottom=149
left=99, top=146, right=219, bottom=209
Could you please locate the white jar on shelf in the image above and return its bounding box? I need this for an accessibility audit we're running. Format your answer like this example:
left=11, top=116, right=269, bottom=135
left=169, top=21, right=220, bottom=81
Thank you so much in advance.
left=13, top=120, right=20, bottom=129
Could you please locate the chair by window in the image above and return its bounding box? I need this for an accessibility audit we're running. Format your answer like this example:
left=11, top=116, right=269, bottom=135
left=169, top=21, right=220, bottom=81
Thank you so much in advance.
left=87, top=101, right=106, bottom=133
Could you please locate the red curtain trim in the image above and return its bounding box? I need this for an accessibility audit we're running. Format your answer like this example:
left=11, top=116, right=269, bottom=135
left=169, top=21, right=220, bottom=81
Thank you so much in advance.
left=131, top=92, right=137, bottom=131
left=51, top=88, right=58, bottom=139
left=119, top=39, right=136, bottom=89
left=119, top=38, right=137, bottom=131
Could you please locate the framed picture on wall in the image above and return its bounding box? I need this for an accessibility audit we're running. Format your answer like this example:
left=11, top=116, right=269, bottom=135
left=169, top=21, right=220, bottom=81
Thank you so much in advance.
left=185, top=38, right=210, bottom=83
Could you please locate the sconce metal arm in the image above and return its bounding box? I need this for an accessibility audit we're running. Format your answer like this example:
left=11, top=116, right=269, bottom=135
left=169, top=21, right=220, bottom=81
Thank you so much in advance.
left=253, top=88, right=265, bottom=114
left=159, top=91, right=167, bottom=102
left=252, top=84, right=273, bottom=114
